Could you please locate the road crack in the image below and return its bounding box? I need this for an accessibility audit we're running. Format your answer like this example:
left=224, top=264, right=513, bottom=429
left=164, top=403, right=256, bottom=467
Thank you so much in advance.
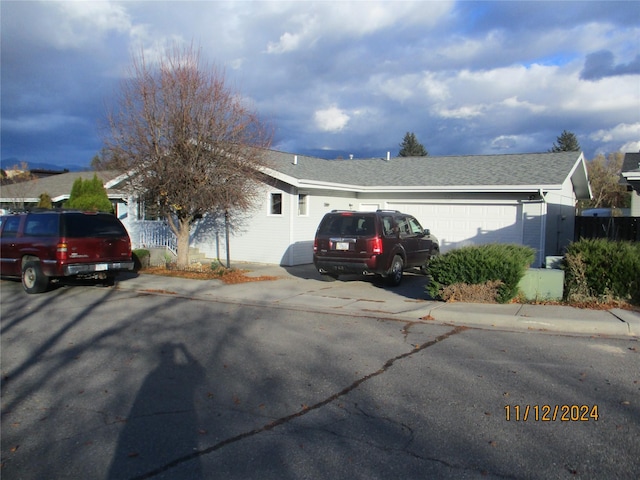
left=131, top=325, right=467, bottom=479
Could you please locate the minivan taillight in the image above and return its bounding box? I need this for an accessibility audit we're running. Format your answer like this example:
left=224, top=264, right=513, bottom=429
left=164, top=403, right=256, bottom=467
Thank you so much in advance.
left=56, top=242, right=68, bottom=261
left=313, top=238, right=318, bottom=253
left=371, top=237, right=383, bottom=255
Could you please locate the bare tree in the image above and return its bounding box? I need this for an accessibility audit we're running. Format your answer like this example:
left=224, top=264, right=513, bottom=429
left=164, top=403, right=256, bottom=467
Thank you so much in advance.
left=581, top=152, right=630, bottom=210
left=104, top=43, right=272, bottom=268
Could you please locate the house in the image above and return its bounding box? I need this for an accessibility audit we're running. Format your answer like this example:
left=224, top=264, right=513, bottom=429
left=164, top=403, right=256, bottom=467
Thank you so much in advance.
left=0, top=151, right=591, bottom=268
left=188, top=150, right=590, bottom=267
left=621, top=152, right=640, bottom=216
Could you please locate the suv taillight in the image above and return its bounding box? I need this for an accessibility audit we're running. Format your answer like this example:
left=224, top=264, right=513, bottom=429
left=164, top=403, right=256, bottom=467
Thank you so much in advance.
left=371, top=237, right=382, bottom=255
left=56, top=242, right=68, bottom=261
left=313, top=238, right=318, bottom=253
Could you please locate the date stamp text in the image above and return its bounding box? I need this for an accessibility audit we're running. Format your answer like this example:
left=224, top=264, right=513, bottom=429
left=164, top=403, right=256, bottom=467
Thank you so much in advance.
left=504, top=404, right=599, bottom=421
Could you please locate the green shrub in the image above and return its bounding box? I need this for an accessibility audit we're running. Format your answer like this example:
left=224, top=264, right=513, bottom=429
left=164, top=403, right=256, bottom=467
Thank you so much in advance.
left=427, top=244, right=535, bottom=303
left=563, top=239, right=640, bottom=304
left=132, top=249, right=150, bottom=271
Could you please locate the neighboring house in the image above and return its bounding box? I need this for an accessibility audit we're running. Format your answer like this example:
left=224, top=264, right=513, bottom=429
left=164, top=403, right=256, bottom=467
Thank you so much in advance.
left=0, top=150, right=592, bottom=268
left=0, top=170, right=129, bottom=219
left=621, top=152, right=640, bottom=216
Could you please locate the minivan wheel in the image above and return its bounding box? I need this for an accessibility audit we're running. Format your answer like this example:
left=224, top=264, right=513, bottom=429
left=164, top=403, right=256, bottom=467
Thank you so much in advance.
left=388, top=255, right=404, bottom=286
left=22, top=261, right=50, bottom=294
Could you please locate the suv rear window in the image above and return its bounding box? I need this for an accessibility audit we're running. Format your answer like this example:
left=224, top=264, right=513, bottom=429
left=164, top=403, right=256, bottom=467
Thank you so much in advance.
left=318, top=214, right=375, bottom=236
left=62, top=213, right=128, bottom=238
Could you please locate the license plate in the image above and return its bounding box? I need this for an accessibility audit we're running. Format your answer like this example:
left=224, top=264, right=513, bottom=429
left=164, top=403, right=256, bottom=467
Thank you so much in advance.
left=95, top=263, right=108, bottom=271
left=335, top=242, right=350, bottom=251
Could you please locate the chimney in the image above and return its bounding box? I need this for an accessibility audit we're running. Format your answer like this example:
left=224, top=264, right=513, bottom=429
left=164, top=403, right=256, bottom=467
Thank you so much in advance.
left=293, top=155, right=298, bottom=165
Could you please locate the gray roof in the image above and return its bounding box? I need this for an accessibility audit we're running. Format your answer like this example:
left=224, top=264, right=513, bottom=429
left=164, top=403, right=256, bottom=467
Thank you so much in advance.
left=0, top=171, right=125, bottom=202
left=263, top=150, right=589, bottom=194
left=0, top=151, right=591, bottom=202
left=622, top=152, right=640, bottom=173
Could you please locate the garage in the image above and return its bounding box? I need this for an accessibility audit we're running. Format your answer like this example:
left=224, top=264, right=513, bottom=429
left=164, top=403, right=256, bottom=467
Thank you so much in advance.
left=385, top=202, right=523, bottom=253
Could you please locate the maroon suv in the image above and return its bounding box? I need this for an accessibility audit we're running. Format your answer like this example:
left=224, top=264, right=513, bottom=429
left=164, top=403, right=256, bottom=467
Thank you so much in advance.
left=0, top=210, right=134, bottom=293
left=313, top=210, right=439, bottom=286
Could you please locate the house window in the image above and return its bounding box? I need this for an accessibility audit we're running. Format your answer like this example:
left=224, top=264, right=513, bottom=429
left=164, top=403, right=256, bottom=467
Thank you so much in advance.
left=298, top=194, right=308, bottom=216
left=270, top=193, right=282, bottom=215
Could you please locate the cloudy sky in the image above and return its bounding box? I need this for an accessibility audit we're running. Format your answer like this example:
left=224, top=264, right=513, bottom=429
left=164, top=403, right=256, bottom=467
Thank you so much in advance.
left=1, top=1, right=639, bottom=170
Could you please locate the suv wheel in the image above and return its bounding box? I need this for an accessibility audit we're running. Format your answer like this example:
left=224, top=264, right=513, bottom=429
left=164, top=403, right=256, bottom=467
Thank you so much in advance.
left=22, top=261, right=50, bottom=294
left=387, top=255, right=404, bottom=287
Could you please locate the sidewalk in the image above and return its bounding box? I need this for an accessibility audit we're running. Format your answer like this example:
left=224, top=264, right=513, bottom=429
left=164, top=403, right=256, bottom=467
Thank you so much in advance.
left=115, top=263, right=639, bottom=338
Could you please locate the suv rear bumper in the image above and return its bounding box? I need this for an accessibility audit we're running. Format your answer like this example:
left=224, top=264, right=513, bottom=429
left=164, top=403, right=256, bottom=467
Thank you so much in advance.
left=61, top=261, right=134, bottom=277
left=314, top=256, right=384, bottom=276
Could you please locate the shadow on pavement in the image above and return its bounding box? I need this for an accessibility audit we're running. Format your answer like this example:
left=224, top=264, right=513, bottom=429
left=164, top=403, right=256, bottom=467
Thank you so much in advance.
left=107, top=342, right=205, bottom=479
left=283, top=264, right=435, bottom=301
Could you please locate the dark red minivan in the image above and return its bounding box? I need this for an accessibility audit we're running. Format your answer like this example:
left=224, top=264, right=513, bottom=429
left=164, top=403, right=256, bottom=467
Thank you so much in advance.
left=0, top=210, right=134, bottom=293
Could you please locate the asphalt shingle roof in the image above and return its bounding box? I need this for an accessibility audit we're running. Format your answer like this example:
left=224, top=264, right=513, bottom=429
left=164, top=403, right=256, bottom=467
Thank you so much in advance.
left=263, top=150, right=583, bottom=188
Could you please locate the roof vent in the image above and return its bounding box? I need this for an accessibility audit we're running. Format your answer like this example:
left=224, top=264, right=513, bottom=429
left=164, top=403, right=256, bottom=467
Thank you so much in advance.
left=386, top=151, right=390, bottom=161
left=293, top=155, right=298, bottom=165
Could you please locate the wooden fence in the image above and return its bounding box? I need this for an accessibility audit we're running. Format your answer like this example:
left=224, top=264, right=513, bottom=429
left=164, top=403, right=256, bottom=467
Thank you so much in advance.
left=574, top=216, right=639, bottom=242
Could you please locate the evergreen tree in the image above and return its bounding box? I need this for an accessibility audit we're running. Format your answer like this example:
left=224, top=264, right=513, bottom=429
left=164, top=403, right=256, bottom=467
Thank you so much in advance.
left=398, top=132, right=428, bottom=157
left=550, top=130, right=580, bottom=152
left=65, top=174, right=113, bottom=212
left=37, top=193, right=53, bottom=209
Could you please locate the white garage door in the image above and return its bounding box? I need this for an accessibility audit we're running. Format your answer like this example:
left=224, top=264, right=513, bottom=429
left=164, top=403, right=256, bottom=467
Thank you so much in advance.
left=386, top=202, right=523, bottom=253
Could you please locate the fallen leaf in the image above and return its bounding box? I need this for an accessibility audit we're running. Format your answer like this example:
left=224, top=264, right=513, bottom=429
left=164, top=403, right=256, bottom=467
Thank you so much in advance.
left=10, top=445, right=19, bottom=453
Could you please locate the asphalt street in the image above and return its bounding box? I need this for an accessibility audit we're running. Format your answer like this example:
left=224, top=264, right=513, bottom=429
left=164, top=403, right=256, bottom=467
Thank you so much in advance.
left=1, top=270, right=639, bottom=479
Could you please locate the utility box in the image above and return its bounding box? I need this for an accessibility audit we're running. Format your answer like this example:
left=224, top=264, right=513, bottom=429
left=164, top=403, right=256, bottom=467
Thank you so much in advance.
left=518, top=268, right=565, bottom=301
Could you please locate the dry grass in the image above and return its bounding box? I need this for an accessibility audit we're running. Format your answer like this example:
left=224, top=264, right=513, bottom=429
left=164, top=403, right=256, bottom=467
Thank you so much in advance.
left=141, top=264, right=279, bottom=285
left=439, top=280, right=503, bottom=303
left=438, top=279, right=639, bottom=312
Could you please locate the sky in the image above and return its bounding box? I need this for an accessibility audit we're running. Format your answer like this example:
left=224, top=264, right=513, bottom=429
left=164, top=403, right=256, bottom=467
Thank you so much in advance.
left=1, top=1, right=639, bottom=171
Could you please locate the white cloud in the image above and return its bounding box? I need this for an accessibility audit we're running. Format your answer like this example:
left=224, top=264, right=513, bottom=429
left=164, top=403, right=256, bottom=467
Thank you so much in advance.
left=620, top=141, right=640, bottom=153
left=53, top=1, right=132, bottom=48
left=500, top=97, right=547, bottom=114
left=314, top=106, right=350, bottom=132
left=590, top=123, right=640, bottom=143
left=265, top=1, right=452, bottom=54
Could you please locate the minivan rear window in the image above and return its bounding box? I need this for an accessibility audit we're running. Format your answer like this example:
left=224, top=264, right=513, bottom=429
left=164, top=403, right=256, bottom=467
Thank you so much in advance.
left=63, top=213, right=127, bottom=238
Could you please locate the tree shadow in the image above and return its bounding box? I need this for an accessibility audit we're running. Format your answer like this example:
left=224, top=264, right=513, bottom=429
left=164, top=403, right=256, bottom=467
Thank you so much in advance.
left=107, top=342, right=205, bottom=479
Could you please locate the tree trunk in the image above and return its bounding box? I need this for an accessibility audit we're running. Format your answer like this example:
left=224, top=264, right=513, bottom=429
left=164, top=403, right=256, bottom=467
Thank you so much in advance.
left=176, top=218, right=191, bottom=269
left=225, top=210, right=231, bottom=268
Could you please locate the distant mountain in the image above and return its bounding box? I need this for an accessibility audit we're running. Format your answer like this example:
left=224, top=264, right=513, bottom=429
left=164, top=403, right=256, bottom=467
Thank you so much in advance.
left=0, top=158, right=90, bottom=172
